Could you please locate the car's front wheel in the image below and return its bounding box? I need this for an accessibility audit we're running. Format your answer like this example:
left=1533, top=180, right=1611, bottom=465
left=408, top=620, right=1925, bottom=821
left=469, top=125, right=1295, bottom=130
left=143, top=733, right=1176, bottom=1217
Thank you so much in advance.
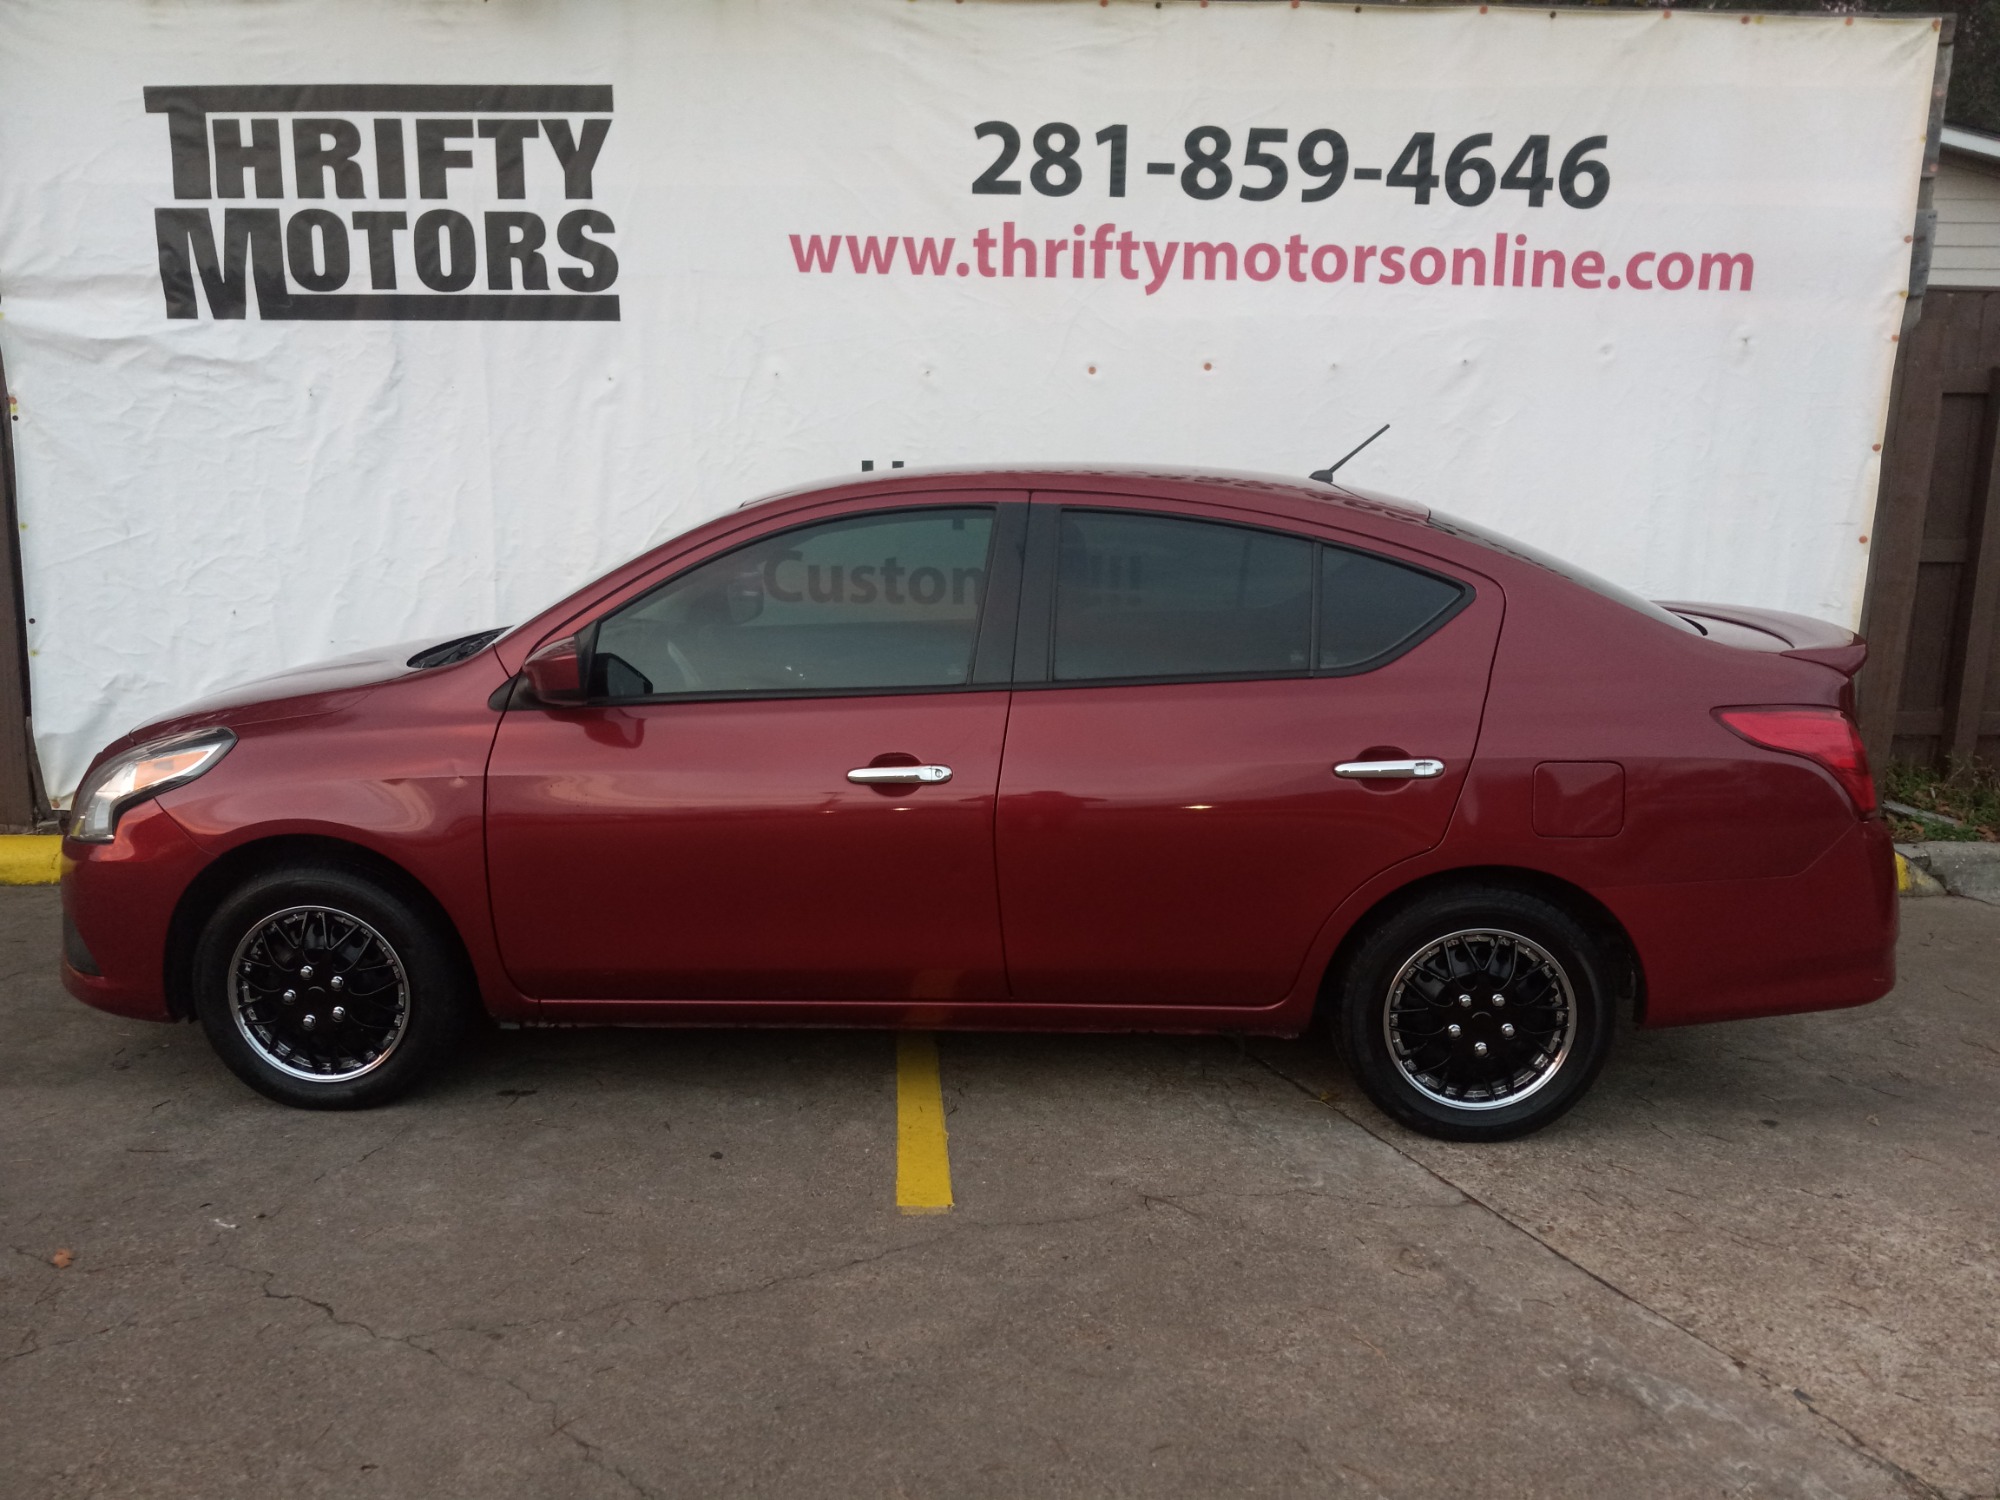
left=192, top=863, right=471, bottom=1109
left=1331, top=885, right=1617, bottom=1141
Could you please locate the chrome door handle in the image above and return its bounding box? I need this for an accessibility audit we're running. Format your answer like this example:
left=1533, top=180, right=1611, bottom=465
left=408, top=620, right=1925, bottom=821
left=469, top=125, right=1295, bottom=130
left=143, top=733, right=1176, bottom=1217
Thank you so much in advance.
left=1335, top=758, right=1446, bottom=780
left=847, top=764, right=953, bottom=785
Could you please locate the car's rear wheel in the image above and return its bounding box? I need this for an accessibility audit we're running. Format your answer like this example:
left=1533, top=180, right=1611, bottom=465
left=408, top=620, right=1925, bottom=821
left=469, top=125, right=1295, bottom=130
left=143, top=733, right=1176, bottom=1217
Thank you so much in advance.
left=192, top=864, right=471, bottom=1109
left=1330, top=885, right=1617, bottom=1141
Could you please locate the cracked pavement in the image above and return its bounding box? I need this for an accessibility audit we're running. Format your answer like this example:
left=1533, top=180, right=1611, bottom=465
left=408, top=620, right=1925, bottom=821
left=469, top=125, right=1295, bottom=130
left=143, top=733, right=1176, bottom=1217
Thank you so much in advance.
left=2, top=887, right=1996, bottom=1498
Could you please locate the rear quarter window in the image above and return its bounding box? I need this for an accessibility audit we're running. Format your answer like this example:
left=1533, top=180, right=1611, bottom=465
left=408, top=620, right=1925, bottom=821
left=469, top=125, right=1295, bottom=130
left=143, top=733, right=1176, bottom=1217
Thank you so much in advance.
left=1319, top=546, right=1468, bottom=671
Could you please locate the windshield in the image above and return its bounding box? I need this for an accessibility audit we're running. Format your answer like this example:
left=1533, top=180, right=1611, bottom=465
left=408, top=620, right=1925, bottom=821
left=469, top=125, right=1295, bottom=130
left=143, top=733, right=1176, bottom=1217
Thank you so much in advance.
left=1425, top=511, right=1699, bottom=635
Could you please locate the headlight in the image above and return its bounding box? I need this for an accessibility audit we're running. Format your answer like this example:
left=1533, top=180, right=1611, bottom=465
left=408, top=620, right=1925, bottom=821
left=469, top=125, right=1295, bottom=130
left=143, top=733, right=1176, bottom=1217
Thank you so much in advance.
left=70, top=728, right=236, bottom=843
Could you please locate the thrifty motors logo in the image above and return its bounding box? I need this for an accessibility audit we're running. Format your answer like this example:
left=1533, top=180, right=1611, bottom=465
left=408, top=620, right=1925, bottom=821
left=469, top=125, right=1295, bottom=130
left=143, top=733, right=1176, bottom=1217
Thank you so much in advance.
left=145, top=85, right=619, bottom=321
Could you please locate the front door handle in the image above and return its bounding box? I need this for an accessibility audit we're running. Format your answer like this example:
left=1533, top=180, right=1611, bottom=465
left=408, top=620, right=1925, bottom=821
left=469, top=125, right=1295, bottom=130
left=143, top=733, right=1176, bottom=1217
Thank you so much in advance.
left=847, top=764, right=953, bottom=785
left=1335, top=758, right=1446, bottom=780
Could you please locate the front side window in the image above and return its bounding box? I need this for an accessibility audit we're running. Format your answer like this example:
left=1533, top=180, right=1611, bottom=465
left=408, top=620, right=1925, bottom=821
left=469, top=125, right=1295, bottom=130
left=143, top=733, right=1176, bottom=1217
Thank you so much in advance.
left=592, top=508, right=995, bottom=697
left=1053, top=511, right=1314, bottom=681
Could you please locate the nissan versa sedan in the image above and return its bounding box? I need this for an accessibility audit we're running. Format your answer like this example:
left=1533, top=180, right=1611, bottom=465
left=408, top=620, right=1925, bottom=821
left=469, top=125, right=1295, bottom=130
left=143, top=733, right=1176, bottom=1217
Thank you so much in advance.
left=58, top=468, right=1896, bottom=1140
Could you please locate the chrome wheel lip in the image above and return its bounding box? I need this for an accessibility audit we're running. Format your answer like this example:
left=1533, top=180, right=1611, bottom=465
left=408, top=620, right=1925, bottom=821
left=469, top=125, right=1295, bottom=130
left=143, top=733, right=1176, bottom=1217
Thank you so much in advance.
left=227, top=904, right=410, bottom=1084
left=1382, top=927, right=1577, bottom=1113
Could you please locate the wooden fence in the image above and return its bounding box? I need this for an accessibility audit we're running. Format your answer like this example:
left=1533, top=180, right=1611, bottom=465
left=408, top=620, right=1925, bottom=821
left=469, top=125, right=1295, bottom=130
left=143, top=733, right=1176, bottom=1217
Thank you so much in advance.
left=1859, top=287, right=2000, bottom=771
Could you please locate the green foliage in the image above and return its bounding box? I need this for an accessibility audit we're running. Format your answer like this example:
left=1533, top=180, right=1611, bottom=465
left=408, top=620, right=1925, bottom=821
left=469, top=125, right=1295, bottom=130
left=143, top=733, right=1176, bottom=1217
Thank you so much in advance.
left=1883, top=758, right=2000, bottom=842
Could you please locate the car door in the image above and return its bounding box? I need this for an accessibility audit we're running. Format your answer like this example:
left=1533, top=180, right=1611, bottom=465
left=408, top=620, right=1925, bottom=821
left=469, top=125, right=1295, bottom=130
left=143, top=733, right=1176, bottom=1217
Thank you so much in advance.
left=993, top=497, right=1501, bottom=1006
left=486, top=498, right=1025, bottom=1002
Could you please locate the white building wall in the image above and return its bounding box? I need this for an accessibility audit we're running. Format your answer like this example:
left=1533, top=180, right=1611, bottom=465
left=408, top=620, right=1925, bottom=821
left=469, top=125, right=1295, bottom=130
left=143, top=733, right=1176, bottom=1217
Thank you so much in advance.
left=1933, top=151, right=2000, bottom=289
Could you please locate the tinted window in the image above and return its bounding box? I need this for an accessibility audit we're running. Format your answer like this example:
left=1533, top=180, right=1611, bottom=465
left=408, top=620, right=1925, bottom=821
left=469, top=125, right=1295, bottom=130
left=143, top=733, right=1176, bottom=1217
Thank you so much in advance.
left=593, top=508, right=994, bottom=697
left=1053, top=511, right=1312, bottom=681
left=1319, top=546, right=1467, bottom=670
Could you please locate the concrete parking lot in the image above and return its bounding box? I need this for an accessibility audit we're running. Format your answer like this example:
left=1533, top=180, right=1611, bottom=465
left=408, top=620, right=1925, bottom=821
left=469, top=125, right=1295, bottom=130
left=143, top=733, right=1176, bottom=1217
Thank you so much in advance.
left=3, top=887, right=1996, bottom=1500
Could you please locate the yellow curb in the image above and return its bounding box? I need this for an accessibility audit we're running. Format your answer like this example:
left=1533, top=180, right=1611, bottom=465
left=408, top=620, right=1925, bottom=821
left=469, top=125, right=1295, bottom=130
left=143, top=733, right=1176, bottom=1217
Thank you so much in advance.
left=0, top=835, right=62, bottom=885
left=895, top=1033, right=954, bottom=1215
left=1895, top=850, right=1948, bottom=898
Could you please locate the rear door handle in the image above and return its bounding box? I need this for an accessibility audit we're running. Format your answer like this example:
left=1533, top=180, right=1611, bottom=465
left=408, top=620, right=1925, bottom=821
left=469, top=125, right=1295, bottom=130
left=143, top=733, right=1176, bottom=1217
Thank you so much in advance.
left=847, top=764, right=953, bottom=785
left=1335, top=758, right=1445, bottom=780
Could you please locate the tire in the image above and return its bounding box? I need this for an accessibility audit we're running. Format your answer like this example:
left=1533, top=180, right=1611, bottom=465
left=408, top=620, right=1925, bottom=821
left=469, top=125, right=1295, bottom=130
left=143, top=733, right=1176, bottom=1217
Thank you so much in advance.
left=1329, top=885, right=1617, bottom=1142
left=192, top=863, right=472, bottom=1109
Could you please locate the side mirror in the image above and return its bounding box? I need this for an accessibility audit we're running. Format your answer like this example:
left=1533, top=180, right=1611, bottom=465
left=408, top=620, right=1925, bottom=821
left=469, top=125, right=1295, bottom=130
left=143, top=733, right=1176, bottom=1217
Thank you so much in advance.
left=522, top=634, right=587, bottom=705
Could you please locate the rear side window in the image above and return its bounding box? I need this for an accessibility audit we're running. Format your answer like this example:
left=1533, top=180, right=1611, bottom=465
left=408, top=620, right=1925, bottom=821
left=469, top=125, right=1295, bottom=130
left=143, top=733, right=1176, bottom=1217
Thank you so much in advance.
left=592, top=507, right=995, bottom=697
left=1054, top=511, right=1313, bottom=681
left=1048, top=509, right=1467, bottom=684
left=1319, top=546, right=1466, bottom=671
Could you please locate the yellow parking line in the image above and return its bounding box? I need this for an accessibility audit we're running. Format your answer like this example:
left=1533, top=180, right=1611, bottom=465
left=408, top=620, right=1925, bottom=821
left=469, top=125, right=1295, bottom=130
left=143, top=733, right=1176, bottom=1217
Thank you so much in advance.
left=896, top=1033, right=954, bottom=1215
left=0, top=835, right=61, bottom=885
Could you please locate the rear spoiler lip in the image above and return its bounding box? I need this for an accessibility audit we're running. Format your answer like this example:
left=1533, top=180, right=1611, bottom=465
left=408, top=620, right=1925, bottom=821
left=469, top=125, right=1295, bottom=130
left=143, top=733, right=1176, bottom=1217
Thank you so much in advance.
left=1657, top=600, right=1868, bottom=679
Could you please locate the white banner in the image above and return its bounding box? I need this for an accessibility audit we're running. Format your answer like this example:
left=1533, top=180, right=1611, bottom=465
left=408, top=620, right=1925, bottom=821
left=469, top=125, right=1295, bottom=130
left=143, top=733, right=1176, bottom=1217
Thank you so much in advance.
left=0, top=0, right=1937, bottom=794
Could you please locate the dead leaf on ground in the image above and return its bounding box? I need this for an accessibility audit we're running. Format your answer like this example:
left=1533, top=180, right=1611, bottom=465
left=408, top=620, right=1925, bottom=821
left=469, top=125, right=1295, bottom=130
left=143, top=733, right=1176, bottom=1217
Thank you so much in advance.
left=50, top=1249, right=73, bottom=1269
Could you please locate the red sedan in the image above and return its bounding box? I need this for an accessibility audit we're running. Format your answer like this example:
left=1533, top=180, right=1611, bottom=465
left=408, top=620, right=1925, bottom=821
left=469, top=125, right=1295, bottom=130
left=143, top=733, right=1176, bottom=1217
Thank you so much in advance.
left=58, top=468, right=1895, bottom=1140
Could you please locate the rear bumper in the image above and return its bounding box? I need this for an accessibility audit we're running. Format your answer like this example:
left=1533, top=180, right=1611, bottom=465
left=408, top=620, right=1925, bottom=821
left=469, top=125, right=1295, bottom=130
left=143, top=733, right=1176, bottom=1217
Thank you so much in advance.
left=1615, top=817, right=1897, bottom=1028
left=59, top=801, right=208, bottom=1023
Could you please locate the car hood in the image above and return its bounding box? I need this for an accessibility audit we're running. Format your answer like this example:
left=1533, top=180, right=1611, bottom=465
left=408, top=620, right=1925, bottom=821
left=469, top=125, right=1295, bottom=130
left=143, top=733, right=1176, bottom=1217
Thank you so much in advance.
left=110, top=638, right=458, bottom=752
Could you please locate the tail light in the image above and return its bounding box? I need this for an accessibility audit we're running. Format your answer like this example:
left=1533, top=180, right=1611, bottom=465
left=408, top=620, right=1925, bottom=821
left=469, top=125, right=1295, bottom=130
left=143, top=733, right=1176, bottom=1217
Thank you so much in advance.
left=1716, top=707, right=1876, bottom=815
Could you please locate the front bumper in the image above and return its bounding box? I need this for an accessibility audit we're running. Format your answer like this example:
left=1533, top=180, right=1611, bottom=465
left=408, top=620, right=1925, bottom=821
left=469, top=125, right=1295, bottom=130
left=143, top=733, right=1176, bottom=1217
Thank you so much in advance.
left=59, top=800, right=209, bottom=1022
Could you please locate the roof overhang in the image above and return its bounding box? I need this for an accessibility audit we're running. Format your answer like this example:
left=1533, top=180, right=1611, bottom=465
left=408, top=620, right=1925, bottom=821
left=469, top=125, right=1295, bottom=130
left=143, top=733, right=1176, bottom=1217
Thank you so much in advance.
left=1941, top=124, right=2000, bottom=166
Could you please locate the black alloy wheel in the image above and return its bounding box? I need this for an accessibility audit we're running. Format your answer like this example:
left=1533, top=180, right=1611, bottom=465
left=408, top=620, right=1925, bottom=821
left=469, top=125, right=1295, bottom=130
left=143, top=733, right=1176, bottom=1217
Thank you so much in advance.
left=228, top=905, right=410, bottom=1082
left=1331, top=885, right=1617, bottom=1141
left=193, top=863, right=472, bottom=1108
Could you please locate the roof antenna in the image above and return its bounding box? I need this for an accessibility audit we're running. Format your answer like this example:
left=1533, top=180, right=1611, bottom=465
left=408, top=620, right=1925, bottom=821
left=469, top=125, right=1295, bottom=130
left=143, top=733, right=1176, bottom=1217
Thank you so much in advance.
left=1310, top=423, right=1390, bottom=485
